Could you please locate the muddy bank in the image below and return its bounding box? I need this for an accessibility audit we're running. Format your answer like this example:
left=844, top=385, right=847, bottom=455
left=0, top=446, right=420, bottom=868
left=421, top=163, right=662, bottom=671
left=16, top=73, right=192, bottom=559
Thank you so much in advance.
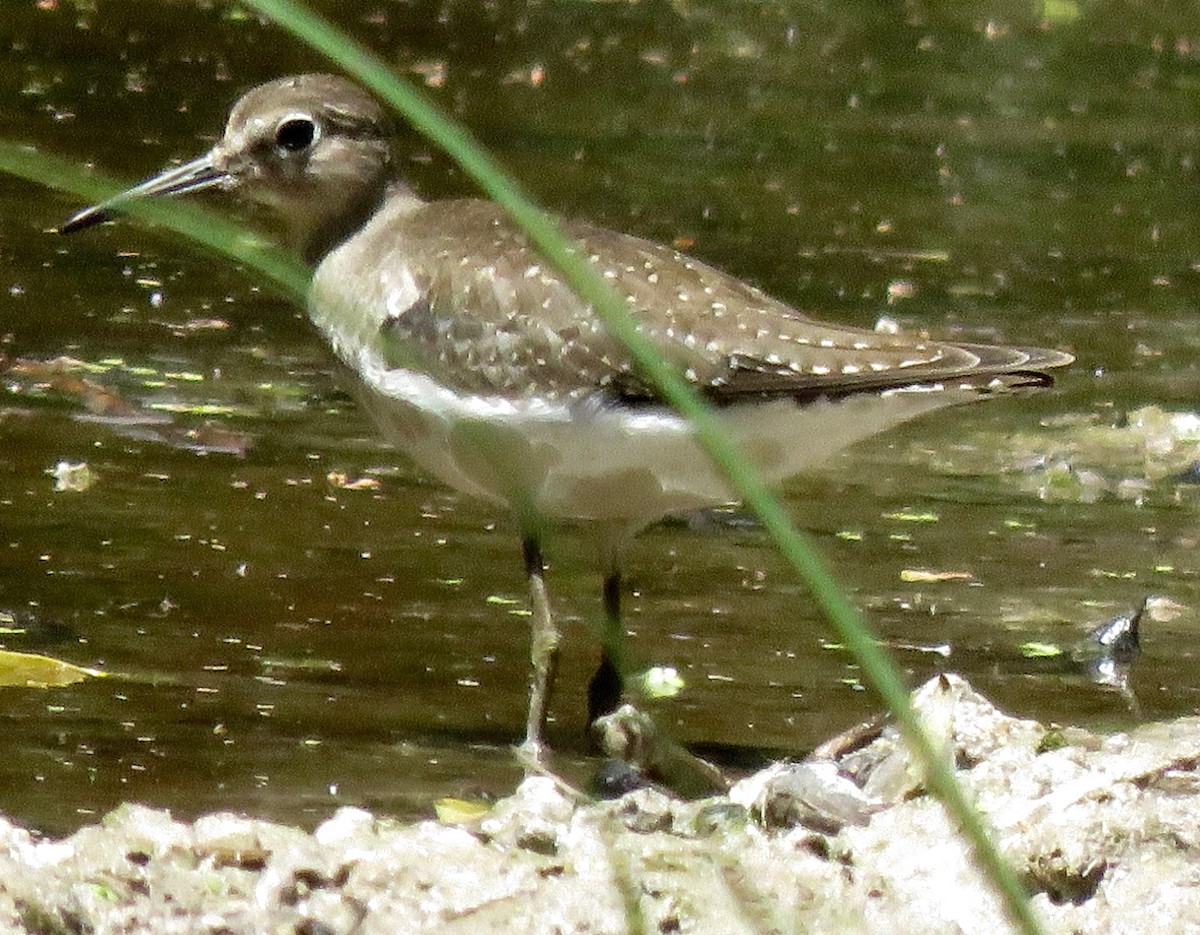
left=0, top=674, right=1195, bottom=934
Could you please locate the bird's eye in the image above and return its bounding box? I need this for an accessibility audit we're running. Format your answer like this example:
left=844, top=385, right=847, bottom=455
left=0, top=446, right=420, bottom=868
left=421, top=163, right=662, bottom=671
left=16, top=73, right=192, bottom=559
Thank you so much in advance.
left=275, top=116, right=317, bottom=153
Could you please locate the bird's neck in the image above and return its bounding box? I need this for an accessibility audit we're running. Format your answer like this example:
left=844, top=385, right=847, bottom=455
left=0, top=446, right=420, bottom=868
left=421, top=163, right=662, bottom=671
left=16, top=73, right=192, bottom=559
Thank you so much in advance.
left=300, top=178, right=424, bottom=265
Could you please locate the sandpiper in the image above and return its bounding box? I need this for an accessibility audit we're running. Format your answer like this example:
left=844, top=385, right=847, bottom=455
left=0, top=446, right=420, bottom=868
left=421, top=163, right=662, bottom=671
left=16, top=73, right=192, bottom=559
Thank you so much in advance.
left=62, top=74, right=1072, bottom=763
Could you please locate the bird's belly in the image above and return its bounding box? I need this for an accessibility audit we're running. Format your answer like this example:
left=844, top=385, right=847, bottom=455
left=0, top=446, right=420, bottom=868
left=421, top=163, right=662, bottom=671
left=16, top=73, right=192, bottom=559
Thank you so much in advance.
left=352, top=362, right=969, bottom=531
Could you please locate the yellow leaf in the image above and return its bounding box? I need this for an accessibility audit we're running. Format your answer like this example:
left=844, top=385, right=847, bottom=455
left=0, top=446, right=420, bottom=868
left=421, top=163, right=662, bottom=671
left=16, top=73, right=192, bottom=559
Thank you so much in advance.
left=0, top=650, right=104, bottom=688
left=434, top=797, right=491, bottom=824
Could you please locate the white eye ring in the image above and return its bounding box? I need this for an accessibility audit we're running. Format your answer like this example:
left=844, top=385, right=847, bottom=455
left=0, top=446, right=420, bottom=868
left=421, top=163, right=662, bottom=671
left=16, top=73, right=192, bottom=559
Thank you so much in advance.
left=274, top=113, right=319, bottom=154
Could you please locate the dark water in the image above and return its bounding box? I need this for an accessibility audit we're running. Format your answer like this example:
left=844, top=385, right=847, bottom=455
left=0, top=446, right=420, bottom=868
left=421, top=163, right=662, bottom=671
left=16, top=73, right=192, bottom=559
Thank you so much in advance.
left=3, top=1, right=1200, bottom=834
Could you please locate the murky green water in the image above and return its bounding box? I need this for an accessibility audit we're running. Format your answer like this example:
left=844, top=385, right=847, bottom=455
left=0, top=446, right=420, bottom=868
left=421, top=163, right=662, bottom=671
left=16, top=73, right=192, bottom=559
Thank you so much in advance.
left=3, top=1, right=1200, bottom=834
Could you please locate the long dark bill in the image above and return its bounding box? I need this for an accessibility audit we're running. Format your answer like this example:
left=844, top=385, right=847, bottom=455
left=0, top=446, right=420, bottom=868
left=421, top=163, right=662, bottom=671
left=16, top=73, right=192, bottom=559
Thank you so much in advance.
left=59, top=153, right=227, bottom=235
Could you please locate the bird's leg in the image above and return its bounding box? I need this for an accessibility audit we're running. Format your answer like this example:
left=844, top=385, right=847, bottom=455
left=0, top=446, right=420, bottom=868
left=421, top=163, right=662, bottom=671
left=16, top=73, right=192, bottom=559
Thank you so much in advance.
left=519, top=535, right=559, bottom=768
left=587, top=569, right=625, bottom=724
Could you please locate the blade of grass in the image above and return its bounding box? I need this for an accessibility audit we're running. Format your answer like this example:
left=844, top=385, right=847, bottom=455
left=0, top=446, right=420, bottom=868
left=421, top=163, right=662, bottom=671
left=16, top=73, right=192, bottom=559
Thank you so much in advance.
left=236, top=2, right=1044, bottom=932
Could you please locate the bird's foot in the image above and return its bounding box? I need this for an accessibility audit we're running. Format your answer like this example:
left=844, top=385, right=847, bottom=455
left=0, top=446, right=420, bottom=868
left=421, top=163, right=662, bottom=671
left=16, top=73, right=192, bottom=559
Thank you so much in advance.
left=512, top=741, right=592, bottom=805
left=515, top=736, right=551, bottom=776
left=592, top=703, right=728, bottom=798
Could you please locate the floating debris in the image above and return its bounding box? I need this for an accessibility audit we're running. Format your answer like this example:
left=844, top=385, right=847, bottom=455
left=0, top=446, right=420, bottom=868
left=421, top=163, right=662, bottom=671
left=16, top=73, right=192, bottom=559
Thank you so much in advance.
left=51, top=460, right=97, bottom=492
left=900, top=569, right=974, bottom=583
left=639, top=666, right=685, bottom=700
left=326, top=471, right=381, bottom=491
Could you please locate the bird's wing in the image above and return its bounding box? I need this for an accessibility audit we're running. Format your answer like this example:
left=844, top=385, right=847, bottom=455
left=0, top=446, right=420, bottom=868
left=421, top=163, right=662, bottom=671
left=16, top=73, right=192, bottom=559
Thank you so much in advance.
left=367, top=199, right=1070, bottom=402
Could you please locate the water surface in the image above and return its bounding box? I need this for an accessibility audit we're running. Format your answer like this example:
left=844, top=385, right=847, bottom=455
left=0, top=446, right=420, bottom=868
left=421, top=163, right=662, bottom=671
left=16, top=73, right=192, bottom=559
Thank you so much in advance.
left=3, top=1, right=1200, bottom=833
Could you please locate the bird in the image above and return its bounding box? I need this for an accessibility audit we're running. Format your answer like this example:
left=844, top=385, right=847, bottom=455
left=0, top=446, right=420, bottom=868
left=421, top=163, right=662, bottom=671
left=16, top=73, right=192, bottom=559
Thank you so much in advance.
left=61, top=73, right=1073, bottom=765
